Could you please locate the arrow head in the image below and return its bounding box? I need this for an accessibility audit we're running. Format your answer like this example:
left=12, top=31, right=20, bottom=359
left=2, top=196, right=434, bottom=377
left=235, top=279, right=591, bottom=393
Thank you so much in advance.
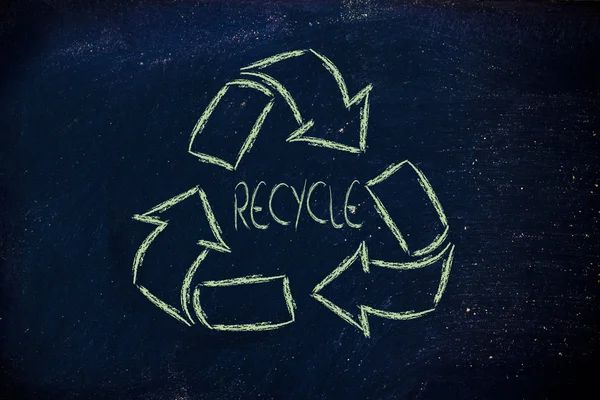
left=312, top=241, right=456, bottom=338
left=311, top=241, right=371, bottom=336
left=241, top=49, right=372, bottom=154
left=284, top=83, right=371, bottom=154
left=131, top=187, right=230, bottom=326
left=133, top=186, right=230, bottom=257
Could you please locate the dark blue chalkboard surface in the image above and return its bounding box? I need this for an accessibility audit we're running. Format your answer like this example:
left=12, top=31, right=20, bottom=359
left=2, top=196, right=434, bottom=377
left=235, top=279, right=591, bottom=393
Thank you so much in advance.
left=1, top=1, right=599, bottom=398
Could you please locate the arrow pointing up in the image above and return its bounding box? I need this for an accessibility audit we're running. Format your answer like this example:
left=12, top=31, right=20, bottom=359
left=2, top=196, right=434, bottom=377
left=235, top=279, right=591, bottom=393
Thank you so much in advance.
left=312, top=241, right=455, bottom=337
left=240, top=49, right=372, bottom=154
left=132, top=186, right=230, bottom=326
left=132, top=187, right=298, bottom=330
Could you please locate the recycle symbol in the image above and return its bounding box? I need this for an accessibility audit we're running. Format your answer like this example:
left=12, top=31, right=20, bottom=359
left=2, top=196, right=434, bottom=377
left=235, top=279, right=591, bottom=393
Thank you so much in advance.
left=132, top=49, right=456, bottom=337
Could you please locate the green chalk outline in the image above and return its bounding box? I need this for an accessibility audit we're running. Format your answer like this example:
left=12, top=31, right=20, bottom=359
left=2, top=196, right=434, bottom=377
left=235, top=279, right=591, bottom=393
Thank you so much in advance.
left=241, top=49, right=372, bottom=154
left=180, top=249, right=210, bottom=325
left=365, top=160, right=449, bottom=257
left=192, top=274, right=297, bottom=332
left=132, top=187, right=297, bottom=331
left=137, top=284, right=191, bottom=327
left=311, top=241, right=456, bottom=337
left=434, top=243, right=455, bottom=306
left=240, top=71, right=304, bottom=126
left=240, top=50, right=309, bottom=71
left=131, top=186, right=230, bottom=326
left=370, top=242, right=452, bottom=270
left=188, top=80, right=274, bottom=171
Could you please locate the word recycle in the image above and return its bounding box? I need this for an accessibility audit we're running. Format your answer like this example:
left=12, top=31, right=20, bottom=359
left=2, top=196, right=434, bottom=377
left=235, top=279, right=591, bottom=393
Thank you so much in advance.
left=132, top=49, right=456, bottom=337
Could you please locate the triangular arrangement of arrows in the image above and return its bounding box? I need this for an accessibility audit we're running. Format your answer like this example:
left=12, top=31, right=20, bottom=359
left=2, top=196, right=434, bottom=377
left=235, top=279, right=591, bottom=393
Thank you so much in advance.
left=188, top=49, right=373, bottom=171
left=132, top=49, right=456, bottom=337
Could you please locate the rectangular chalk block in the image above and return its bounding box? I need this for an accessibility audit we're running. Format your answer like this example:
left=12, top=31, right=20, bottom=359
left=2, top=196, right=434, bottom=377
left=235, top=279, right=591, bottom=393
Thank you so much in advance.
left=192, top=275, right=295, bottom=331
left=366, top=161, right=448, bottom=257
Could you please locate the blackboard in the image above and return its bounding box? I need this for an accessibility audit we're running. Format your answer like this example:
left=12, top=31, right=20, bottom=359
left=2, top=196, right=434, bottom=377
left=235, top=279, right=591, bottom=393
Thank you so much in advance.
left=1, top=1, right=599, bottom=398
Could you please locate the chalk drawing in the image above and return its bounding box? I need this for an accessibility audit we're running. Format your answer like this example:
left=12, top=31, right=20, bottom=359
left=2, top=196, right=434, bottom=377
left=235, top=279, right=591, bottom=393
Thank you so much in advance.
left=132, top=50, right=457, bottom=337
left=312, top=242, right=455, bottom=337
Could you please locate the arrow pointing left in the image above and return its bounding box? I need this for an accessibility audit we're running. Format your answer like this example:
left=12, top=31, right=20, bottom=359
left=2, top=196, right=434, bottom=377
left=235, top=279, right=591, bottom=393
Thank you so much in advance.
left=312, top=241, right=455, bottom=337
left=132, top=186, right=230, bottom=326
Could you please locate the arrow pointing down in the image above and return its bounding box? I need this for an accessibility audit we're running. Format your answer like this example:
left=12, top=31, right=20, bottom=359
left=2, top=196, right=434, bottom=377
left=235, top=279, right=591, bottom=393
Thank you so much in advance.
left=240, top=48, right=373, bottom=154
